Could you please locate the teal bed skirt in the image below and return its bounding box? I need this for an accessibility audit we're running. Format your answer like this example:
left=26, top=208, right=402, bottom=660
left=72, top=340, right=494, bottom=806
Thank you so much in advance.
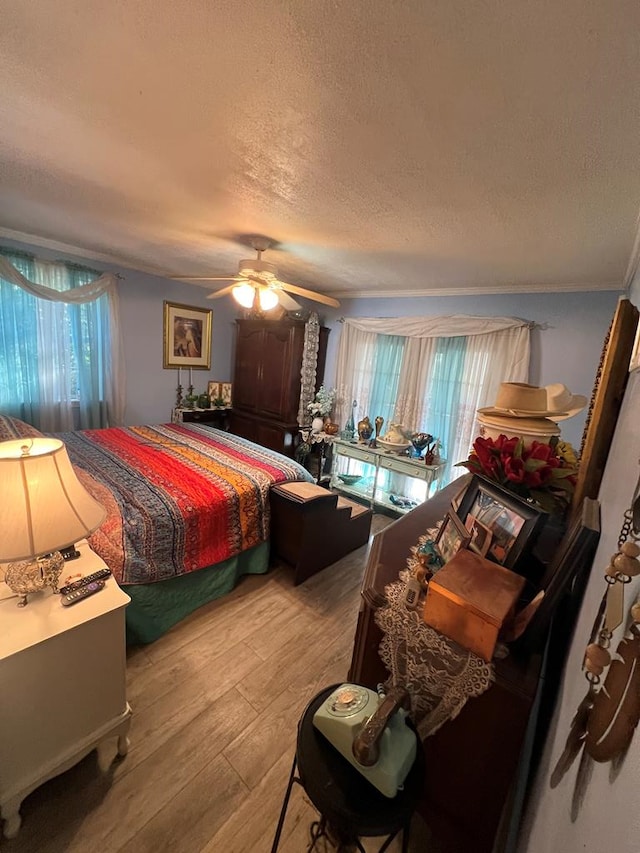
left=122, top=541, right=270, bottom=645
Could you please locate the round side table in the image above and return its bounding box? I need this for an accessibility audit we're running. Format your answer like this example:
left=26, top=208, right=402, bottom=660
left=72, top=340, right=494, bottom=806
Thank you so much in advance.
left=270, top=684, right=425, bottom=853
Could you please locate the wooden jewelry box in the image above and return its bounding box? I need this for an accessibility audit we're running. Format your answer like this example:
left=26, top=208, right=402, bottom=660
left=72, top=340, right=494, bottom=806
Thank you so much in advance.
left=422, top=549, right=526, bottom=661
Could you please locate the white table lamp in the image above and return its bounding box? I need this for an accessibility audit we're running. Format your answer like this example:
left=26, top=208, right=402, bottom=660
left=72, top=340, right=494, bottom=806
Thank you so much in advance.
left=0, top=437, right=106, bottom=606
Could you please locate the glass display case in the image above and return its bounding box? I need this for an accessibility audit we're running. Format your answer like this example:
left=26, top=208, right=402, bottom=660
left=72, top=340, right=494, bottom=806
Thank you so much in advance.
left=330, top=438, right=446, bottom=514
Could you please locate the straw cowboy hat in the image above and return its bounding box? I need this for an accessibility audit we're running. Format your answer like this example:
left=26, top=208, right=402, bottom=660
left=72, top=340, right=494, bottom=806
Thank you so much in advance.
left=477, top=382, right=586, bottom=420
left=544, top=383, right=588, bottom=421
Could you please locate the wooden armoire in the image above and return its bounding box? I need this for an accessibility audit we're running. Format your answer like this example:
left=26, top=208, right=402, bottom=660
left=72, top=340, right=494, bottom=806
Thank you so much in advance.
left=229, top=318, right=329, bottom=456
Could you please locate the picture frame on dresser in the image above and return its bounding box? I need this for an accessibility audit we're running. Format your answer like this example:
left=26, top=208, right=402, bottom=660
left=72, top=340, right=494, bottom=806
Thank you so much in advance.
left=163, top=301, right=212, bottom=369
left=434, top=511, right=471, bottom=563
left=455, top=475, right=546, bottom=572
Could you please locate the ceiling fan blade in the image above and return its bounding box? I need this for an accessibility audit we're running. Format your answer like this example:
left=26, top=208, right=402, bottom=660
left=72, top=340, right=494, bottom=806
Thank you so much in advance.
left=171, top=275, right=243, bottom=282
left=276, top=290, right=303, bottom=311
left=277, top=281, right=340, bottom=308
left=206, top=284, right=238, bottom=299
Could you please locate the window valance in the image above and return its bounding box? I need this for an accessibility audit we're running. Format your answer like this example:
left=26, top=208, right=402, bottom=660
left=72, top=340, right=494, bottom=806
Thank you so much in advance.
left=342, top=315, right=530, bottom=338
left=0, top=256, right=119, bottom=303
left=0, top=255, right=125, bottom=426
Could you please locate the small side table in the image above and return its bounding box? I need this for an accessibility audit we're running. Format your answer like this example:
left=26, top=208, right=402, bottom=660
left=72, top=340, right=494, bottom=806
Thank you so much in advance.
left=0, top=542, right=132, bottom=839
left=296, top=430, right=335, bottom=485
left=172, top=406, right=231, bottom=430
left=271, top=684, right=425, bottom=852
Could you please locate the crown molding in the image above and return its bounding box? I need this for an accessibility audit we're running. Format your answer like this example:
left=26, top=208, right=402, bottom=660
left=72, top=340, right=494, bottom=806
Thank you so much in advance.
left=333, top=281, right=624, bottom=298
left=0, top=227, right=170, bottom=279
left=0, top=226, right=624, bottom=298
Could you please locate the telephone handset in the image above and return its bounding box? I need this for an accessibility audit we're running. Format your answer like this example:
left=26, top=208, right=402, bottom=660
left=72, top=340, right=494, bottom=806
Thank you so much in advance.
left=352, top=686, right=411, bottom=766
left=312, top=683, right=417, bottom=798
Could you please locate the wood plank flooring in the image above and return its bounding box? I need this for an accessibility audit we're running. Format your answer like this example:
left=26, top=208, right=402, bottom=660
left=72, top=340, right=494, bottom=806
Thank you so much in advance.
left=5, top=515, right=440, bottom=853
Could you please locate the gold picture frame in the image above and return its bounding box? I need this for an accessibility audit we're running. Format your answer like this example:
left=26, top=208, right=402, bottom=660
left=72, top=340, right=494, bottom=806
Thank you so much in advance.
left=163, top=301, right=212, bottom=369
left=208, top=381, right=232, bottom=406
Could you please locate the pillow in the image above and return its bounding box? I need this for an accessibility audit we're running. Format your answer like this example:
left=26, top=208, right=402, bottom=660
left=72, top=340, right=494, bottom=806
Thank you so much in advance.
left=0, top=415, right=44, bottom=441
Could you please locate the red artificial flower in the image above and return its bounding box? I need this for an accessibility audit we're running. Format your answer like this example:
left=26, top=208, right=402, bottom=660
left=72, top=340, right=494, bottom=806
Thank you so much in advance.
left=504, top=455, right=525, bottom=483
left=456, top=432, right=580, bottom=518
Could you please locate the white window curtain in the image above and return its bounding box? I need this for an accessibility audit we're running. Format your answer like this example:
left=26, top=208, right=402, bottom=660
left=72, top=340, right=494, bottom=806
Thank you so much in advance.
left=0, top=254, right=125, bottom=430
left=334, top=315, right=530, bottom=486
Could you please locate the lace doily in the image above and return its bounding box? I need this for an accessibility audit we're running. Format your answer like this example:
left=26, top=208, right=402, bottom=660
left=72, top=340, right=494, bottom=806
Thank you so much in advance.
left=375, top=531, right=495, bottom=739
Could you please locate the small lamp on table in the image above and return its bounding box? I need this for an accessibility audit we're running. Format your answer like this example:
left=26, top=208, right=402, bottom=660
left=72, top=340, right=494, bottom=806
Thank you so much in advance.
left=0, top=437, right=106, bottom=607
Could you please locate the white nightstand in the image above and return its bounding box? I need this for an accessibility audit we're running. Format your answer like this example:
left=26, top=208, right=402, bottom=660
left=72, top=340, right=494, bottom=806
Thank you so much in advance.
left=0, top=541, right=132, bottom=839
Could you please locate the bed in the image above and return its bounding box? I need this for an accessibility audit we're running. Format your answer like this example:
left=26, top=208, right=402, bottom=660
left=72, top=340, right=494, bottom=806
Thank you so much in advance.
left=0, top=416, right=313, bottom=643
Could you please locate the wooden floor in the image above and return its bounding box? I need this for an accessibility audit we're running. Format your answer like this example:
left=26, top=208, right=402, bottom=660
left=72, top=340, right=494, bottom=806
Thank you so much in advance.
left=5, top=515, right=440, bottom=853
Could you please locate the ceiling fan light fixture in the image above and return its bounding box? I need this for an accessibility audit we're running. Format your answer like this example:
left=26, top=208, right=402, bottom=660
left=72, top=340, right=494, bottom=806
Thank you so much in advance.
left=231, top=283, right=256, bottom=308
left=258, top=288, right=279, bottom=311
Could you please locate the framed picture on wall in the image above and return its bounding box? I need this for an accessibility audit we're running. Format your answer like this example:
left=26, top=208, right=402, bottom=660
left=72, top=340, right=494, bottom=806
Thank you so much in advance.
left=163, top=301, right=212, bottom=369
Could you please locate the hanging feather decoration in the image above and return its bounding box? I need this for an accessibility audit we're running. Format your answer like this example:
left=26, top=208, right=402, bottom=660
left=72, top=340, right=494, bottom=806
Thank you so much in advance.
left=585, top=630, right=640, bottom=762
left=549, top=690, right=594, bottom=788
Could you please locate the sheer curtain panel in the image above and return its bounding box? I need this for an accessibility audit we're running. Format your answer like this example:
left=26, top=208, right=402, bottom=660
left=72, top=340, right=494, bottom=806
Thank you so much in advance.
left=0, top=252, right=125, bottom=431
left=334, top=316, right=530, bottom=485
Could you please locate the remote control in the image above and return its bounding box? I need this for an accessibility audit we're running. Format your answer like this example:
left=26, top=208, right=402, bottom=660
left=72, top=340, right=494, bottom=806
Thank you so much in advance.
left=61, top=580, right=106, bottom=606
left=59, top=568, right=111, bottom=596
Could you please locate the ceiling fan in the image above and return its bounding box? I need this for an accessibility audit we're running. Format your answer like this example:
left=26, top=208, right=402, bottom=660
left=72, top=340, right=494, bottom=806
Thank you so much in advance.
left=172, top=237, right=340, bottom=312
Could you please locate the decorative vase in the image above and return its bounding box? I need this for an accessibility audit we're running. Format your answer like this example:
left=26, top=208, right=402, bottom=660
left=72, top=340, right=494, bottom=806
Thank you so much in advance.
left=197, top=394, right=211, bottom=409
left=324, top=421, right=339, bottom=436
left=375, top=416, right=384, bottom=439
left=410, top=432, right=433, bottom=458
left=311, top=416, right=325, bottom=433
left=342, top=400, right=357, bottom=440
left=357, top=416, right=374, bottom=443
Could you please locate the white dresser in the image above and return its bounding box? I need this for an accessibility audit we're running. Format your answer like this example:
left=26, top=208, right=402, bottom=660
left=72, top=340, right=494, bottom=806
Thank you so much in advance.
left=0, top=541, right=131, bottom=839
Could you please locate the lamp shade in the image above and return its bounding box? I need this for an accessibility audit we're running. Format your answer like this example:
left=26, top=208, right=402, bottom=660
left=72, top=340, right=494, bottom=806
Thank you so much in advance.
left=0, top=437, right=106, bottom=561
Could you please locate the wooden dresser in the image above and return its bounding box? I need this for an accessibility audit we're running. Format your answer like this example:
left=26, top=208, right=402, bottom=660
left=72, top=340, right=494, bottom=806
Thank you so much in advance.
left=229, top=318, right=329, bottom=456
left=348, top=477, right=543, bottom=853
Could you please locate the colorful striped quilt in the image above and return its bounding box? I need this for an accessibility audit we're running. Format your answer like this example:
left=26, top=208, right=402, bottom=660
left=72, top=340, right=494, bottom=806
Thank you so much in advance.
left=56, top=423, right=313, bottom=584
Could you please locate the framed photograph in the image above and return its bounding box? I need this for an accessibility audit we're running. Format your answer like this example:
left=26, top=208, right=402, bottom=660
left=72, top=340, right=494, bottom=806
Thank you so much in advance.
left=434, top=511, right=472, bottom=564
left=163, top=301, right=212, bottom=369
left=456, top=475, right=546, bottom=570
left=208, top=380, right=221, bottom=402
left=465, top=513, right=493, bottom=557
left=221, top=382, right=232, bottom=406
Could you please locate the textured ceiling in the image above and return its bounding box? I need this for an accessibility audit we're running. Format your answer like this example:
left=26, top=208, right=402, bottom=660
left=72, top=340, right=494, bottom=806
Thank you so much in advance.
left=1, top=1, right=640, bottom=298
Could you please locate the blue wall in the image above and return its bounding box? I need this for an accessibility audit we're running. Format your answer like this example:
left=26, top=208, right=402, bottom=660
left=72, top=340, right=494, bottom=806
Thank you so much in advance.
left=0, top=237, right=238, bottom=425
left=1, top=236, right=620, bottom=448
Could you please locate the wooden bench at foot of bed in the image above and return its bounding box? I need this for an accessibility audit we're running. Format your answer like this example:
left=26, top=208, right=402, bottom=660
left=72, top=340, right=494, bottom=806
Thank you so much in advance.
left=269, top=482, right=373, bottom=585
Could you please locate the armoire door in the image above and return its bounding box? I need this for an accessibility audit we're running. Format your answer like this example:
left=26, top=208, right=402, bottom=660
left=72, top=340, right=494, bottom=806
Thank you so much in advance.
left=256, top=324, right=303, bottom=421
left=233, top=324, right=265, bottom=412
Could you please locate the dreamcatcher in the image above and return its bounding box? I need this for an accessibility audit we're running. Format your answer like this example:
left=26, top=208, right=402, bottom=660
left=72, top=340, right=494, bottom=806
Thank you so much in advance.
left=550, top=466, right=640, bottom=819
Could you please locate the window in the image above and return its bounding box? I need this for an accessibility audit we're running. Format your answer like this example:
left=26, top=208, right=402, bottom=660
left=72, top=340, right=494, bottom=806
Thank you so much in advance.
left=0, top=250, right=113, bottom=431
left=335, top=318, right=530, bottom=488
